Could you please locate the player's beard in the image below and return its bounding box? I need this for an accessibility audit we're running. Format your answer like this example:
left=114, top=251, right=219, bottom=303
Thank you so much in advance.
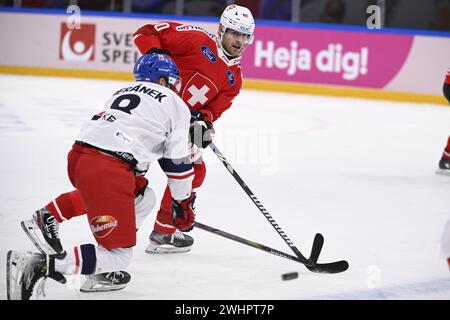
left=223, top=41, right=245, bottom=58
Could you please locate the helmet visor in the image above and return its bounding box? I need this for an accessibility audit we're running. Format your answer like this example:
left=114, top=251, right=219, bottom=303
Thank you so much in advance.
left=168, top=75, right=182, bottom=93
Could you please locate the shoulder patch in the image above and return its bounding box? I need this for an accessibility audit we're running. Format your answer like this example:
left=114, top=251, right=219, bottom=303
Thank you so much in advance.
left=200, top=46, right=217, bottom=63
left=226, top=70, right=235, bottom=86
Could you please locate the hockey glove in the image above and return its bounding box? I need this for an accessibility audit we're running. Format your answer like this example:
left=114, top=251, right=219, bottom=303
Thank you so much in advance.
left=172, top=193, right=196, bottom=232
left=189, top=110, right=215, bottom=149
left=188, top=142, right=203, bottom=163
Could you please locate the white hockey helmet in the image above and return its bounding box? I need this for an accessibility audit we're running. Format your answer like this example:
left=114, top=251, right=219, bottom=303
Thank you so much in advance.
left=218, top=5, right=255, bottom=54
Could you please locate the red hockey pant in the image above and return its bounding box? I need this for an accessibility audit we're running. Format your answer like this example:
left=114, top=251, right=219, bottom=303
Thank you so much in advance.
left=67, top=144, right=138, bottom=249
left=46, top=153, right=205, bottom=235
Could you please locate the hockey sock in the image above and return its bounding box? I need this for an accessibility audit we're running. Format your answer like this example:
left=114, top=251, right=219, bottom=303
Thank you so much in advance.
left=55, top=244, right=96, bottom=275
left=153, top=187, right=177, bottom=234
left=46, top=190, right=85, bottom=223
left=443, top=136, right=450, bottom=160
left=54, top=244, right=132, bottom=275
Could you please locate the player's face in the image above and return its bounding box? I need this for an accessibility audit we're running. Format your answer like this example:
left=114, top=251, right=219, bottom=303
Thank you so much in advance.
left=157, top=76, right=181, bottom=93
left=221, top=29, right=251, bottom=57
left=157, top=77, right=168, bottom=88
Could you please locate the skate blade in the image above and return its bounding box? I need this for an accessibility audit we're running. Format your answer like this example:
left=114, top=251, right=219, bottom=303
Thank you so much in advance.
left=80, top=279, right=128, bottom=293
left=145, top=242, right=192, bottom=254
left=6, top=251, right=15, bottom=300
left=80, top=284, right=128, bottom=293
left=6, top=250, right=33, bottom=300
left=21, top=220, right=57, bottom=255
left=436, top=169, right=450, bottom=176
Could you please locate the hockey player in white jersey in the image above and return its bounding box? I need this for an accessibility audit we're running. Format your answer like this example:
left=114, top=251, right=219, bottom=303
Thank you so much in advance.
left=6, top=54, right=202, bottom=299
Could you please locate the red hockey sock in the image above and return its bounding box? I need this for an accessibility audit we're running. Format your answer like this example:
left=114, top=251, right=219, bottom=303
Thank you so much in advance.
left=153, top=186, right=177, bottom=234
left=45, top=190, right=85, bottom=223
left=152, top=162, right=206, bottom=235
left=443, top=136, right=450, bottom=159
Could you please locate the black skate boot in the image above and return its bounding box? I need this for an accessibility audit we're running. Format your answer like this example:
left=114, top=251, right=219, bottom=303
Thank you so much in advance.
left=437, top=156, right=450, bottom=175
left=6, top=251, right=66, bottom=300
left=80, top=271, right=131, bottom=292
left=21, top=207, right=65, bottom=257
left=145, top=230, right=194, bottom=254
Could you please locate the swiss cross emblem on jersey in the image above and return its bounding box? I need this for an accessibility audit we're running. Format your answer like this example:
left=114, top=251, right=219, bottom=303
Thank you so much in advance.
left=181, top=73, right=218, bottom=108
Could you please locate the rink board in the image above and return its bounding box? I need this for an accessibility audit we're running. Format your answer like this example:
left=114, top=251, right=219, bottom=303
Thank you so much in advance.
left=0, top=8, right=449, bottom=105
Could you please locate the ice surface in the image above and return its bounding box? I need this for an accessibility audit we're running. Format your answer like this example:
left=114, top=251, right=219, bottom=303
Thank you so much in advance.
left=0, top=74, right=449, bottom=300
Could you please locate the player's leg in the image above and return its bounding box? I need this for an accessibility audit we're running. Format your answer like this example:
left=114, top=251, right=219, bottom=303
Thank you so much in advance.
left=73, top=147, right=138, bottom=293
left=21, top=190, right=85, bottom=256
left=44, top=190, right=86, bottom=223
left=146, top=186, right=195, bottom=253
left=134, top=176, right=156, bottom=231
left=437, top=83, right=450, bottom=175
left=6, top=245, right=134, bottom=299
left=21, top=167, right=151, bottom=261
left=8, top=147, right=138, bottom=299
left=81, top=176, right=156, bottom=292
left=146, top=162, right=206, bottom=254
left=437, top=136, right=450, bottom=175
left=18, top=175, right=156, bottom=294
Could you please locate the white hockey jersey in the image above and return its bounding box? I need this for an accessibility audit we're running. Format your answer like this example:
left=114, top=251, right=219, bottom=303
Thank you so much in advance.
left=76, top=81, right=193, bottom=200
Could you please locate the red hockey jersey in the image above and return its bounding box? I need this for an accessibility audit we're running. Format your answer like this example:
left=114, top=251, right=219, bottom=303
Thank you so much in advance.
left=133, top=22, right=243, bottom=123
left=446, top=68, right=450, bottom=84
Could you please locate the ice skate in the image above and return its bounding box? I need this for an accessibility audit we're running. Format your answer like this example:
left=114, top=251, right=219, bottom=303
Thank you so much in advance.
left=21, top=208, right=65, bottom=257
left=80, top=271, right=131, bottom=292
left=145, top=230, right=194, bottom=254
left=436, top=157, right=450, bottom=176
left=6, top=250, right=66, bottom=300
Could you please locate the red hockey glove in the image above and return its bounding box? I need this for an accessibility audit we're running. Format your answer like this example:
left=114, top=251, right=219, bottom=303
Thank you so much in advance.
left=172, top=193, right=196, bottom=232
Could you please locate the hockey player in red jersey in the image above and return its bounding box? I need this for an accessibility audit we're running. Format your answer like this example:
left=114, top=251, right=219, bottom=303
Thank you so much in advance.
left=132, top=4, right=255, bottom=254
left=437, top=68, right=450, bottom=175
left=7, top=54, right=198, bottom=299
left=440, top=68, right=450, bottom=271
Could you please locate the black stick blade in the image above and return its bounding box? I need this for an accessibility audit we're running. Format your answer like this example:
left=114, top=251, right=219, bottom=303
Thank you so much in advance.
left=307, top=260, right=349, bottom=274
left=308, top=233, right=324, bottom=263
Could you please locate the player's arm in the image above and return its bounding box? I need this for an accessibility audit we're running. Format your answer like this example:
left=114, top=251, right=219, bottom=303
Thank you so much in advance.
left=133, top=22, right=192, bottom=57
left=444, top=68, right=450, bottom=103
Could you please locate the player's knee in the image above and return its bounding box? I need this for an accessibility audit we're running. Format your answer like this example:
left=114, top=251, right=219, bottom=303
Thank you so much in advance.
left=134, top=176, right=149, bottom=195
left=443, top=83, right=450, bottom=104
left=135, top=186, right=156, bottom=229
left=193, top=162, right=206, bottom=188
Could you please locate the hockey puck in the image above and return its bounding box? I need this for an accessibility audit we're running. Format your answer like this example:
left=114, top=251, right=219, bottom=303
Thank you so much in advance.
left=281, top=272, right=298, bottom=281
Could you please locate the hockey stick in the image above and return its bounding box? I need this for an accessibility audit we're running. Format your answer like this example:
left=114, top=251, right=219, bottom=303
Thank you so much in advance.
left=208, top=142, right=348, bottom=273
left=208, top=142, right=319, bottom=266
left=195, top=221, right=348, bottom=274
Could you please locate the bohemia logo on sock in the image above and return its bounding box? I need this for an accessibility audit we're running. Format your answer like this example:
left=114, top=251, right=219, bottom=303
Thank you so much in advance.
left=90, top=215, right=118, bottom=238
left=59, top=23, right=96, bottom=61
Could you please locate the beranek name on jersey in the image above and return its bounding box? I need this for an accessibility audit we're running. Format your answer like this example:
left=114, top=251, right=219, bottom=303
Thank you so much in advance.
left=113, top=84, right=167, bottom=103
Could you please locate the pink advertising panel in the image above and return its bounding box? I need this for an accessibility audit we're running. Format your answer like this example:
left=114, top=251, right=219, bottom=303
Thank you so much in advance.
left=241, top=25, right=415, bottom=89
left=1, top=10, right=449, bottom=96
